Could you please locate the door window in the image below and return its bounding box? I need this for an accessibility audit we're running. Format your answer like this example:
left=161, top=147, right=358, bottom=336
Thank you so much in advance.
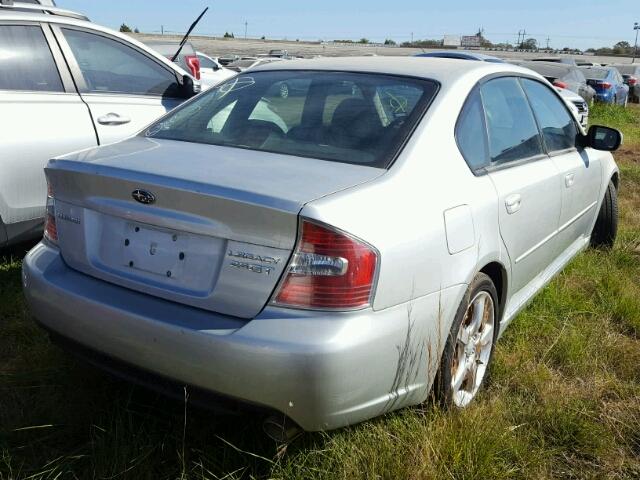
left=481, top=77, right=544, bottom=164
left=61, top=28, right=179, bottom=96
left=521, top=79, right=578, bottom=152
left=456, top=88, right=489, bottom=170
left=198, top=55, right=218, bottom=70
left=0, top=25, right=63, bottom=92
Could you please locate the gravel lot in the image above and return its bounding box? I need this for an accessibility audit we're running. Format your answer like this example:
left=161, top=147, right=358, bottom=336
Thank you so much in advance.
left=133, top=33, right=637, bottom=65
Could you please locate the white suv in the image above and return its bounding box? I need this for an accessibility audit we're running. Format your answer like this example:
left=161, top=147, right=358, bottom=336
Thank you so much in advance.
left=0, top=2, right=198, bottom=247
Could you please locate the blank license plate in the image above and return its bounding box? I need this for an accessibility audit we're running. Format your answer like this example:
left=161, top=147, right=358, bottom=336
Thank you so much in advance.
left=122, top=223, right=187, bottom=279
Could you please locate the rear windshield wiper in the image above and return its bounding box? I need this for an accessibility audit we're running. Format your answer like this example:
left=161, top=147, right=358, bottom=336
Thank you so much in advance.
left=171, top=7, right=209, bottom=62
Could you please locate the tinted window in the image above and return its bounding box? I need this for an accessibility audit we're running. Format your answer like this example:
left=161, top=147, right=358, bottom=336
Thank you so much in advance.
left=198, top=54, right=216, bottom=69
left=62, top=29, right=179, bottom=96
left=521, top=79, right=578, bottom=152
left=456, top=88, right=489, bottom=170
left=0, top=25, right=63, bottom=92
left=146, top=71, right=438, bottom=168
left=481, top=77, right=543, bottom=164
left=582, top=68, right=608, bottom=80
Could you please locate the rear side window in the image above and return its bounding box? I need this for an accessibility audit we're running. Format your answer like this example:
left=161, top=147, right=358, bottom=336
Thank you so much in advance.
left=198, top=55, right=217, bottom=69
left=521, top=79, right=578, bottom=152
left=145, top=71, right=438, bottom=168
left=0, top=25, right=63, bottom=92
left=456, top=88, right=489, bottom=171
left=61, top=29, right=180, bottom=96
left=481, top=77, right=544, bottom=164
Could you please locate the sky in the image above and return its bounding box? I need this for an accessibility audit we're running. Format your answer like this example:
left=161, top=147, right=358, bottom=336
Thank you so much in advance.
left=58, top=1, right=639, bottom=50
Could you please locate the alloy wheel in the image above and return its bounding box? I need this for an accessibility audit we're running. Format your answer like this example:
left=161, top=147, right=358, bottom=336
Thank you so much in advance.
left=450, top=290, right=495, bottom=408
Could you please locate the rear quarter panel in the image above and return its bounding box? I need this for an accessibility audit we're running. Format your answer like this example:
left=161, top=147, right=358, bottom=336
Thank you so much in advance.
left=302, top=72, right=510, bottom=313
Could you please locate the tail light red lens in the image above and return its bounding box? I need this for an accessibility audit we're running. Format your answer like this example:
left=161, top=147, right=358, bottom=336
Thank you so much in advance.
left=44, top=181, right=57, bottom=244
left=600, top=82, right=612, bottom=90
left=628, top=77, right=638, bottom=86
left=553, top=80, right=568, bottom=89
left=272, top=220, right=378, bottom=310
left=185, top=55, right=201, bottom=80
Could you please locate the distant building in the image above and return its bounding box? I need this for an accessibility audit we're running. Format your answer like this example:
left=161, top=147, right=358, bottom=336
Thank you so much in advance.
left=443, top=35, right=461, bottom=47
left=461, top=35, right=481, bottom=48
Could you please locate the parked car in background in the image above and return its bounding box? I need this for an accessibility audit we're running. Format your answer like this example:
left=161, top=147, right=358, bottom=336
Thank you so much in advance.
left=218, top=54, right=240, bottom=66
left=514, top=61, right=595, bottom=104
left=579, top=66, right=629, bottom=105
left=576, top=61, right=602, bottom=67
left=556, top=87, right=589, bottom=128
left=531, top=57, right=578, bottom=66
left=144, top=41, right=201, bottom=81
left=611, top=64, right=640, bottom=103
left=24, top=57, right=621, bottom=436
left=196, top=51, right=236, bottom=89
left=0, top=2, right=198, bottom=247
left=415, top=51, right=504, bottom=62
left=226, top=57, right=281, bottom=72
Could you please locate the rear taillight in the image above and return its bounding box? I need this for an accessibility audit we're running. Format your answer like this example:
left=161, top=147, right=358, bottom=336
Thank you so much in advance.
left=553, top=80, right=568, bottom=89
left=185, top=55, right=201, bottom=80
left=44, top=181, right=57, bottom=244
left=628, top=77, right=638, bottom=86
left=600, top=82, right=612, bottom=90
left=272, top=220, right=378, bottom=310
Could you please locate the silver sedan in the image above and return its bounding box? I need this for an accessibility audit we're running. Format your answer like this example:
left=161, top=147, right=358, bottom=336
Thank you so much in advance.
left=23, top=57, right=621, bottom=434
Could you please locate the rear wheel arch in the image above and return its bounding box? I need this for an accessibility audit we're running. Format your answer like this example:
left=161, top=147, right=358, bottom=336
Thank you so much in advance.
left=479, top=262, right=507, bottom=320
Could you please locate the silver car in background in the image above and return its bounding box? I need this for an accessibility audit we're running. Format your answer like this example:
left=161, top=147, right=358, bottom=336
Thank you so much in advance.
left=23, top=57, right=621, bottom=433
left=0, top=3, right=197, bottom=247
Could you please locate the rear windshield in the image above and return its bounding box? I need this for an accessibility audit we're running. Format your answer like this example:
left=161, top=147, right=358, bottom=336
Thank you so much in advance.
left=616, top=65, right=637, bottom=75
left=583, top=68, right=609, bottom=80
left=144, top=70, right=438, bottom=168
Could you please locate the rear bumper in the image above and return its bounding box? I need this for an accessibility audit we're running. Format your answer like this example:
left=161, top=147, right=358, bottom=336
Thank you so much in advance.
left=595, top=91, right=615, bottom=103
left=23, top=242, right=459, bottom=431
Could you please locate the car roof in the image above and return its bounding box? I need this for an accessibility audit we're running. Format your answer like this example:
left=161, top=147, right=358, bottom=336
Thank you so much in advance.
left=518, top=61, right=573, bottom=75
left=0, top=10, right=191, bottom=77
left=415, top=51, right=504, bottom=62
left=251, top=56, right=540, bottom=84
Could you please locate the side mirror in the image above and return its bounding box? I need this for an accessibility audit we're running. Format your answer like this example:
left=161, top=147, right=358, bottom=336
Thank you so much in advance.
left=584, top=125, right=623, bottom=151
left=179, top=74, right=197, bottom=99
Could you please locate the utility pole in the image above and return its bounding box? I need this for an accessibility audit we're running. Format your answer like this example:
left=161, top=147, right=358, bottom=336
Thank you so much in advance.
left=634, top=22, right=640, bottom=64
left=244, top=21, right=248, bottom=40
left=546, top=36, right=550, bottom=50
left=161, top=25, right=164, bottom=35
left=411, top=32, right=414, bottom=43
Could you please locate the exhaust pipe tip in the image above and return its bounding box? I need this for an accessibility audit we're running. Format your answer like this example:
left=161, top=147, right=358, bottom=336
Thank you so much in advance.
left=263, top=415, right=302, bottom=443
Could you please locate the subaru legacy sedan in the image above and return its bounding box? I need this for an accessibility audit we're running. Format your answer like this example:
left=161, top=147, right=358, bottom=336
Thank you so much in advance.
left=23, top=57, right=621, bottom=433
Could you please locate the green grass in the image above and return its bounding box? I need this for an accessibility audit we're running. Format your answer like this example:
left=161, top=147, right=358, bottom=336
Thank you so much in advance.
left=1, top=106, right=640, bottom=479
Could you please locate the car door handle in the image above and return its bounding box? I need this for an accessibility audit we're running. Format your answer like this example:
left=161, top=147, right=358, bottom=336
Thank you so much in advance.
left=505, top=194, right=522, bottom=214
left=97, top=113, right=131, bottom=126
left=565, top=173, right=576, bottom=188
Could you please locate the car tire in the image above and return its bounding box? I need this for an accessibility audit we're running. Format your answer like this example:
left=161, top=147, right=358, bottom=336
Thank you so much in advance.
left=279, top=83, right=289, bottom=99
left=590, top=180, right=618, bottom=249
left=435, top=273, right=499, bottom=408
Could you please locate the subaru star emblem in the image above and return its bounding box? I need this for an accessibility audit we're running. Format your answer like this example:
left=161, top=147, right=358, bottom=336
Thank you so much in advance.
left=132, top=189, right=156, bottom=205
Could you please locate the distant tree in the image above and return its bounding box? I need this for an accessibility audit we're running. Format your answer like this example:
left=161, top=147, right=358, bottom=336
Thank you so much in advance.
left=358, top=38, right=370, bottom=44
left=223, top=31, right=234, bottom=38
left=520, top=38, right=538, bottom=50
left=261, top=35, right=266, bottom=40
left=613, top=41, right=632, bottom=55
left=384, top=38, right=396, bottom=46
left=133, top=27, right=140, bottom=34
left=401, top=38, right=443, bottom=48
left=119, top=23, right=132, bottom=33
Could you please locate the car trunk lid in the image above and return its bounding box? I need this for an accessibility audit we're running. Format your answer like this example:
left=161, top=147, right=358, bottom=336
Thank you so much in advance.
left=46, top=137, right=384, bottom=318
